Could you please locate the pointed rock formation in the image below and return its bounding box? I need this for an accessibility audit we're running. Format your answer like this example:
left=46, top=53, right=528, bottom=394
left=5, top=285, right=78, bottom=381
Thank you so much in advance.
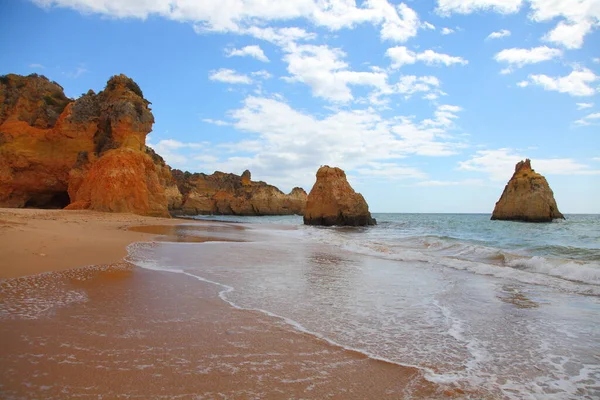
left=491, top=159, right=564, bottom=222
left=304, top=166, right=375, bottom=226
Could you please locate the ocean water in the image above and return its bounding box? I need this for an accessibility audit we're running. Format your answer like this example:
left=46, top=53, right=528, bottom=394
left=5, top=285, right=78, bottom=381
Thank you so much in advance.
left=128, top=213, right=600, bottom=399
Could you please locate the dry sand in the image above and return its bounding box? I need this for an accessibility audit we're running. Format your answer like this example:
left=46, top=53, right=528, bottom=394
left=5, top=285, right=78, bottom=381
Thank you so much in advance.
left=0, top=208, right=192, bottom=278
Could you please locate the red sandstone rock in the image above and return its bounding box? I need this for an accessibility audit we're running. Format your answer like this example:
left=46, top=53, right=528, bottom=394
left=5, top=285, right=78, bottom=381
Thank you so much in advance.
left=303, top=166, right=375, bottom=226
left=491, top=159, right=564, bottom=222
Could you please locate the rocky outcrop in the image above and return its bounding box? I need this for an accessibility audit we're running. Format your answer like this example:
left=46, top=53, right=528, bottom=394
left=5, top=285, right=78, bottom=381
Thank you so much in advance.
left=303, top=166, right=375, bottom=226
left=0, top=74, right=77, bottom=208
left=491, top=159, right=564, bottom=222
left=0, top=73, right=305, bottom=218
left=0, top=73, right=171, bottom=216
left=172, top=169, right=306, bottom=216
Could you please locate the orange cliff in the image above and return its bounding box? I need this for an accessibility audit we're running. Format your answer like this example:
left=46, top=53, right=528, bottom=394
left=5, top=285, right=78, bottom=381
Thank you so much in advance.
left=0, top=73, right=305, bottom=217
left=491, top=159, right=564, bottom=223
left=0, top=73, right=173, bottom=216
left=172, top=169, right=307, bottom=216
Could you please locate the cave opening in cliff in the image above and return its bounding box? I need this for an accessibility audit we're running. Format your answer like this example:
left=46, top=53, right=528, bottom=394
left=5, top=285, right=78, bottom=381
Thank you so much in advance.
left=24, top=191, right=71, bottom=209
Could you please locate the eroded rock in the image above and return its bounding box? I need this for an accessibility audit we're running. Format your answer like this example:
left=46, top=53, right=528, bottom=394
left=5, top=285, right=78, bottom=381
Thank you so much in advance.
left=0, top=73, right=169, bottom=216
left=491, top=159, right=564, bottom=222
left=303, top=166, right=375, bottom=226
left=172, top=170, right=307, bottom=216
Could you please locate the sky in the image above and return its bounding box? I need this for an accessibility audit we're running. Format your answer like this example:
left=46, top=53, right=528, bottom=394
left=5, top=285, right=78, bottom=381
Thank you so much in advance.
left=1, top=0, right=599, bottom=213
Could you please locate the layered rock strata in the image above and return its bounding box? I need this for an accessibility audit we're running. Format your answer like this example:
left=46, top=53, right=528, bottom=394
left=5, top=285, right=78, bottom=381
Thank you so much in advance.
left=303, top=166, right=375, bottom=226
left=491, top=159, right=564, bottom=222
left=0, top=73, right=306, bottom=217
left=172, top=169, right=306, bottom=216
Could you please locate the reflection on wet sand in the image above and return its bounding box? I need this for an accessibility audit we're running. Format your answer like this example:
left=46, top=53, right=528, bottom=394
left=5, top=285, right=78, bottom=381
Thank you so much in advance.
left=498, top=285, right=540, bottom=309
left=128, top=224, right=245, bottom=243
left=0, top=263, right=466, bottom=399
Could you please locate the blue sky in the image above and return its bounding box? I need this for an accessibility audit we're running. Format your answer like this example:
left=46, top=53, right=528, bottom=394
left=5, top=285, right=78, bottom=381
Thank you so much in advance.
left=1, top=0, right=599, bottom=213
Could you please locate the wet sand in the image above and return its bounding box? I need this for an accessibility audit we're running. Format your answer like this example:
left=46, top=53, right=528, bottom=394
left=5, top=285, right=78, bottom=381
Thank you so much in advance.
left=0, top=262, right=464, bottom=399
left=0, top=209, right=473, bottom=399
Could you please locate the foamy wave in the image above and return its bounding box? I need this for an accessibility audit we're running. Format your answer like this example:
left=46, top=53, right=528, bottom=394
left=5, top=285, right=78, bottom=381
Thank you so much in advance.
left=506, top=256, right=600, bottom=285
left=311, top=231, right=600, bottom=295
left=125, top=234, right=600, bottom=399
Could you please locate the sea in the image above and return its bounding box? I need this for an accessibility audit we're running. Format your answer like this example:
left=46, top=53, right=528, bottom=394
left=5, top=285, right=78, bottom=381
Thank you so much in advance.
left=126, top=213, right=600, bottom=399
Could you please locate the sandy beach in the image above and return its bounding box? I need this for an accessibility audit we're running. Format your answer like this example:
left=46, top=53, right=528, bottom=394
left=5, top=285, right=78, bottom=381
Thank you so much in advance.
left=0, top=209, right=469, bottom=399
left=0, top=208, right=190, bottom=279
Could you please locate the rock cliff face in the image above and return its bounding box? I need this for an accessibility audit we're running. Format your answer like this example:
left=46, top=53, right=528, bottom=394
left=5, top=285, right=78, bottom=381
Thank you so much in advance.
left=304, top=166, right=375, bottom=226
left=172, top=169, right=306, bottom=216
left=0, top=73, right=306, bottom=218
left=491, top=159, right=564, bottom=222
left=0, top=74, right=77, bottom=208
left=0, top=73, right=172, bottom=216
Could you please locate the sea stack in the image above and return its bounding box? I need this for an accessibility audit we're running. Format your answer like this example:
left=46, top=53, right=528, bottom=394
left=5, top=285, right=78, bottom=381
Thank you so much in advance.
left=304, top=166, right=376, bottom=226
left=491, top=159, right=564, bottom=222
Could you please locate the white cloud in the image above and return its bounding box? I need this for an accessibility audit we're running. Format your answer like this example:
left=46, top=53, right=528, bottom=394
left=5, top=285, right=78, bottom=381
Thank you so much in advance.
left=374, top=2, right=421, bottom=42
left=528, top=0, right=600, bottom=49
left=459, top=148, right=600, bottom=181
left=225, top=45, right=269, bottom=62
left=542, top=20, right=593, bottom=49
left=417, top=179, right=484, bottom=186
left=28, top=63, right=45, bottom=69
left=394, top=75, right=443, bottom=97
left=494, top=46, right=562, bottom=68
left=423, top=93, right=440, bottom=101
left=441, top=27, right=455, bottom=35
left=209, top=68, right=253, bottom=84
left=585, top=113, right=600, bottom=119
left=35, top=0, right=423, bottom=44
left=438, top=104, right=463, bottom=112
left=387, top=46, right=468, bottom=68
left=421, top=104, right=463, bottom=128
left=283, top=43, right=389, bottom=102
left=517, top=80, right=529, bottom=87
left=203, top=118, right=231, bottom=126
left=524, top=67, right=599, bottom=97
left=240, top=26, right=316, bottom=46
left=576, top=102, right=594, bottom=110
left=280, top=43, right=444, bottom=104
left=423, top=21, right=436, bottom=30
left=594, top=58, right=600, bottom=64
left=436, top=0, right=522, bottom=15
left=487, top=29, right=511, bottom=40
left=251, top=70, right=273, bottom=79
left=355, top=162, right=427, bottom=179
left=436, top=0, right=600, bottom=48
left=187, top=95, right=467, bottom=190
left=147, top=139, right=205, bottom=167
left=574, top=112, right=600, bottom=126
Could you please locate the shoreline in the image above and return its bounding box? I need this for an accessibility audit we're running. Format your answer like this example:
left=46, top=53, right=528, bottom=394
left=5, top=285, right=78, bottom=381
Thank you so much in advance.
left=0, top=209, right=472, bottom=399
left=0, top=208, right=206, bottom=279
